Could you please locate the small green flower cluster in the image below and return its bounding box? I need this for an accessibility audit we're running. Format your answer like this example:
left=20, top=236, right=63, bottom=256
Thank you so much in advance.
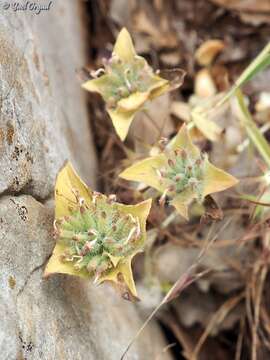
left=54, top=191, right=141, bottom=280
left=158, top=148, right=205, bottom=201
left=97, top=55, right=156, bottom=108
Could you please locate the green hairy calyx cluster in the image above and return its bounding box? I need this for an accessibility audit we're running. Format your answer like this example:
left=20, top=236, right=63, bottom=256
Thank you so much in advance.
left=158, top=148, right=205, bottom=201
left=94, top=55, right=157, bottom=108
left=54, top=191, right=141, bottom=281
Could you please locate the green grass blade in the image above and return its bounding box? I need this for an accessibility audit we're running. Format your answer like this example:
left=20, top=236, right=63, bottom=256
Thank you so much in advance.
left=216, top=42, right=270, bottom=108
left=236, top=89, right=270, bottom=168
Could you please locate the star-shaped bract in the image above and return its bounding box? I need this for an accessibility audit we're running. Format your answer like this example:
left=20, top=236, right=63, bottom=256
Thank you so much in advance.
left=44, top=162, right=151, bottom=301
left=119, top=125, right=238, bottom=219
left=82, top=28, right=171, bottom=141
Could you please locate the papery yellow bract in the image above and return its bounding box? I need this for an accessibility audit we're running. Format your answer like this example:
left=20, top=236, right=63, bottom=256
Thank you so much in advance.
left=113, top=27, right=136, bottom=62
left=44, top=162, right=152, bottom=301
left=120, top=154, right=167, bottom=192
left=44, top=162, right=93, bottom=279
left=54, top=162, right=92, bottom=219
left=202, top=158, right=238, bottom=197
left=82, top=28, right=181, bottom=141
left=170, top=190, right=194, bottom=220
left=120, top=125, right=238, bottom=219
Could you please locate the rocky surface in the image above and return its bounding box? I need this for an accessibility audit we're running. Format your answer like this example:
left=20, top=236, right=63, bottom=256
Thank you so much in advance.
left=0, top=0, right=96, bottom=198
left=0, top=2, right=171, bottom=359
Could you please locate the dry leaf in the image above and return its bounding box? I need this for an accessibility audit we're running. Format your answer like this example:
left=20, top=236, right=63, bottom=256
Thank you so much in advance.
left=195, top=40, right=225, bottom=66
left=195, top=69, right=217, bottom=98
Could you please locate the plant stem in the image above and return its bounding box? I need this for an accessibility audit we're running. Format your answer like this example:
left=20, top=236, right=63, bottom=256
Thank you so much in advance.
left=216, top=42, right=270, bottom=109
left=237, top=123, right=270, bottom=153
left=236, top=89, right=270, bottom=168
left=160, top=210, right=178, bottom=229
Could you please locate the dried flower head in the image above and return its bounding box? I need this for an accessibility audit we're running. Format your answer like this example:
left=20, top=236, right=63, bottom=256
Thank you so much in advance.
left=119, top=125, right=238, bottom=219
left=82, top=28, right=183, bottom=141
left=44, top=162, right=152, bottom=301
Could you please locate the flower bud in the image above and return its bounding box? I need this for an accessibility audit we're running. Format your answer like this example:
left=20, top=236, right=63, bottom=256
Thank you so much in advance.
left=168, top=159, right=175, bottom=167
left=180, top=149, right=187, bottom=159
left=195, top=158, right=202, bottom=166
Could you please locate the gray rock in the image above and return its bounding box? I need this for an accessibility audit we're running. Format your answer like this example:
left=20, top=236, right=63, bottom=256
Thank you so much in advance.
left=0, top=0, right=97, bottom=199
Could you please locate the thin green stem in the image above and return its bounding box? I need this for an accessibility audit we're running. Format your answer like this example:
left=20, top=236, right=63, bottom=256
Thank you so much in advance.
left=236, top=89, right=270, bottom=168
left=237, top=123, right=270, bottom=153
left=215, top=42, right=270, bottom=109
